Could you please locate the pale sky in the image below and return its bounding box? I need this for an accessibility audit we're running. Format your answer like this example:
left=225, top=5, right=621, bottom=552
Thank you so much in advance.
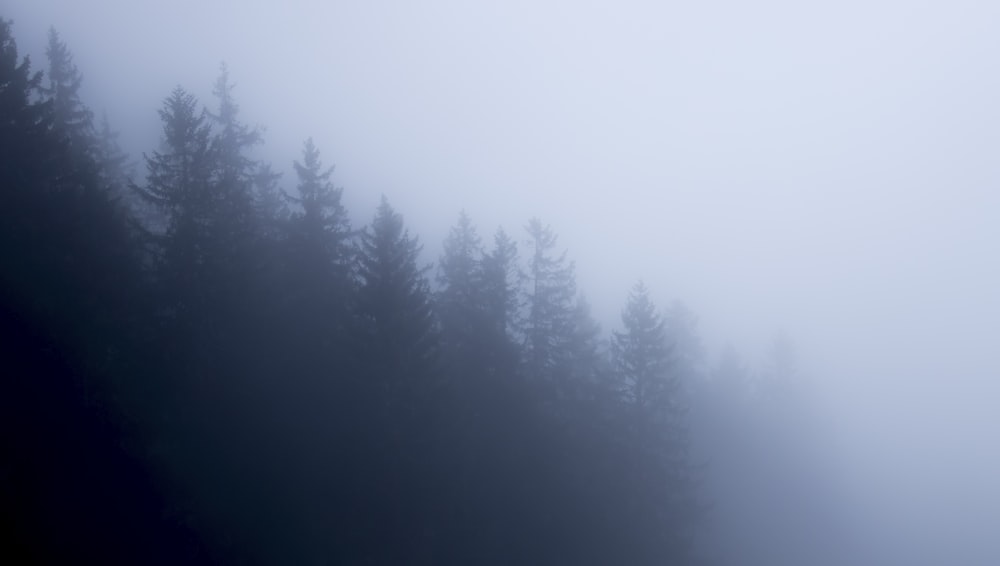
left=6, top=1, right=1000, bottom=562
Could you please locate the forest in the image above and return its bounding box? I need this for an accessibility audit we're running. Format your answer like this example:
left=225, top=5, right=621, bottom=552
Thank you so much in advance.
left=1, top=17, right=855, bottom=565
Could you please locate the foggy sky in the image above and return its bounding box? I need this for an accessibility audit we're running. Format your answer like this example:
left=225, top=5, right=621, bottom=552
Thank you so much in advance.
left=6, top=1, right=1000, bottom=563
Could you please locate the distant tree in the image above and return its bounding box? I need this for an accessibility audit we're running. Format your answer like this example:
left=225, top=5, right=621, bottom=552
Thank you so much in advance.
left=41, top=27, right=93, bottom=150
left=664, top=300, right=706, bottom=388
left=38, top=27, right=109, bottom=215
left=479, top=226, right=521, bottom=375
left=522, top=218, right=577, bottom=386
left=199, top=66, right=267, bottom=337
left=94, top=112, right=133, bottom=195
left=436, top=211, right=485, bottom=364
left=133, top=88, right=214, bottom=308
left=207, top=64, right=260, bottom=241
left=288, top=137, right=352, bottom=269
left=565, top=296, right=609, bottom=396
left=350, top=197, right=443, bottom=562
left=93, top=112, right=151, bottom=238
left=612, top=282, right=673, bottom=411
left=251, top=162, right=288, bottom=232
left=611, top=281, right=702, bottom=565
left=281, top=137, right=354, bottom=378
left=0, top=20, right=48, bottom=204
left=355, top=196, right=438, bottom=382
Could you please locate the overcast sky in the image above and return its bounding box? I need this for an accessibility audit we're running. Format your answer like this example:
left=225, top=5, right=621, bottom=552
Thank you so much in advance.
left=6, top=1, right=1000, bottom=562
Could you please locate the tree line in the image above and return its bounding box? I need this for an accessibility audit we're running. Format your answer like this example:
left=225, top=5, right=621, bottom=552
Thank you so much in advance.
left=0, top=19, right=850, bottom=566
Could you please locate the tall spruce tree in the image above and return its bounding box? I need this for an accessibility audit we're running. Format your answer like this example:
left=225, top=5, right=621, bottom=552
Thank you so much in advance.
left=252, top=162, right=287, bottom=233
left=282, top=138, right=354, bottom=380
left=437, top=211, right=486, bottom=366
left=481, top=227, right=520, bottom=337
left=207, top=64, right=260, bottom=247
left=479, top=226, right=521, bottom=377
left=356, top=196, right=438, bottom=383
left=94, top=112, right=133, bottom=198
left=133, top=88, right=214, bottom=314
left=288, top=137, right=352, bottom=271
left=522, top=218, right=576, bottom=387
left=41, top=28, right=92, bottom=151
left=351, top=197, right=443, bottom=563
left=612, top=282, right=672, bottom=411
left=611, top=282, right=702, bottom=565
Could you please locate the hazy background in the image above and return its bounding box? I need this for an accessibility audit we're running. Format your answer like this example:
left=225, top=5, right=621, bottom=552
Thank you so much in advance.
left=7, top=1, right=1000, bottom=562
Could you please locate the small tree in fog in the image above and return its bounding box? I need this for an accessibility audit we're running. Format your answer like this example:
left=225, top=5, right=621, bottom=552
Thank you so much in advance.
left=41, top=28, right=93, bottom=150
left=355, top=196, right=438, bottom=382
left=612, top=282, right=673, bottom=411
left=133, top=88, right=215, bottom=313
left=437, top=211, right=485, bottom=357
left=523, top=218, right=577, bottom=386
left=283, top=137, right=354, bottom=363
left=611, top=281, right=702, bottom=565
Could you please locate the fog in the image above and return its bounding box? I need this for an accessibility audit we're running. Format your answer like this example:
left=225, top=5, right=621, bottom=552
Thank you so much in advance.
left=5, top=1, right=1000, bottom=564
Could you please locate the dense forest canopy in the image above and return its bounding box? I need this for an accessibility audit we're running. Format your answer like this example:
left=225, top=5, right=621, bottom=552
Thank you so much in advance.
left=3, top=3, right=1000, bottom=564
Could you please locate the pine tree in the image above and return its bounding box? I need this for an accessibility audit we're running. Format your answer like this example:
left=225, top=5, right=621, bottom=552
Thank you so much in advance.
left=481, top=227, right=520, bottom=339
left=477, top=226, right=522, bottom=378
left=355, top=196, right=438, bottom=382
left=39, top=27, right=109, bottom=213
left=251, top=162, right=288, bottom=236
left=282, top=138, right=354, bottom=376
left=522, top=218, right=577, bottom=385
left=566, top=296, right=608, bottom=394
left=41, top=27, right=93, bottom=150
left=612, top=282, right=673, bottom=412
left=351, top=197, right=442, bottom=562
left=288, top=137, right=351, bottom=268
left=207, top=63, right=259, bottom=239
left=0, top=20, right=48, bottom=203
left=134, top=87, right=214, bottom=295
left=203, top=64, right=264, bottom=298
left=437, top=211, right=485, bottom=361
left=611, top=281, right=702, bottom=565
left=93, top=111, right=147, bottom=229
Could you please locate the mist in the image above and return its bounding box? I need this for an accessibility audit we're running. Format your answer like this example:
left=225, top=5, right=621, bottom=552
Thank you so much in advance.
left=3, top=1, right=999, bottom=564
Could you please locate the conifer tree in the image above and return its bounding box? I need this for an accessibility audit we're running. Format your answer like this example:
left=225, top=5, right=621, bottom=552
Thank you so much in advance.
left=477, top=226, right=522, bottom=378
left=288, top=137, right=352, bottom=269
left=94, top=112, right=132, bottom=195
left=41, top=28, right=92, bottom=150
left=134, top=88, right=214, bottom=293
left=612, top=282, right=672, bottom=411
left=566, top=296, right=608, bottom=394
left=437, top=211, right=485, bottom=363
left=251, top=162, right=288, bottom=235
left=282, top=138, right=354, bottom=375
left=0, top=20, right=47, bottom=206
left=207, top=64, right=260, bottom=239
left=350, top=197, right=442, bottom=563
left=481, top=227, right=520, bottom=339
left=522, top=218, right=577, bottom=386
left=356, top=196, right=438, bottom=382
left=611, top=282, right=702, bottom=565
